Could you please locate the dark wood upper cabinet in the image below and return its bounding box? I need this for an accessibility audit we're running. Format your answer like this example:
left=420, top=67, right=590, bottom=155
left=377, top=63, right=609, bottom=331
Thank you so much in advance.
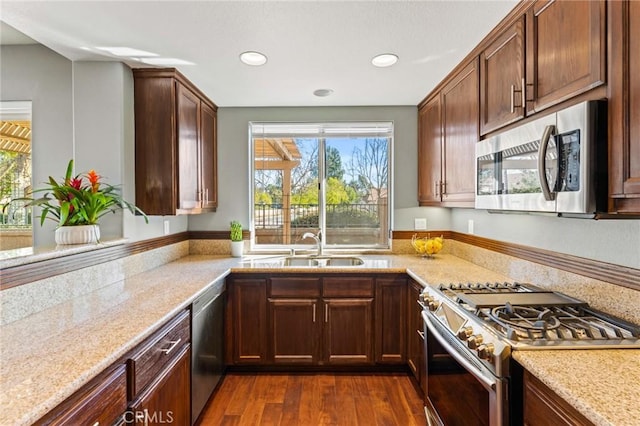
left=417, top=95, right=442, bottom=206
left=480, top=17, right=525, bottom=135
left=525, top=0, right=606, bottom=114
left=608, top=0, right=640, bottom=213
left=133, top=68, right=218, bottom=216
left=440, top=59, right=479, bottom=206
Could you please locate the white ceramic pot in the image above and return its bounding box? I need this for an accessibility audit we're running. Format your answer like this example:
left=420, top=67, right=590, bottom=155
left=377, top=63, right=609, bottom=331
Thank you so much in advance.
left=55, top=225, right=100, bottom=245
left=230, top=240, right=244, bottom=257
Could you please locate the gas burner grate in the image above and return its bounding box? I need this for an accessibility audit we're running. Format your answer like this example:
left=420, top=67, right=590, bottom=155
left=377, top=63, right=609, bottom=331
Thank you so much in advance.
left=487, top=304, right=640, bottom=342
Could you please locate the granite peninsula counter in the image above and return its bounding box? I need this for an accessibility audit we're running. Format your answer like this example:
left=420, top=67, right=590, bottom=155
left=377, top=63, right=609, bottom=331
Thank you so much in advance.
left=0, top=253, right=637, bottom=425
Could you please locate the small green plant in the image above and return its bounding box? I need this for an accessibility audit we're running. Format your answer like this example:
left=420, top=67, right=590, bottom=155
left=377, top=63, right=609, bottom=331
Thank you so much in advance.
left=230, top=221, right=243, bottom=242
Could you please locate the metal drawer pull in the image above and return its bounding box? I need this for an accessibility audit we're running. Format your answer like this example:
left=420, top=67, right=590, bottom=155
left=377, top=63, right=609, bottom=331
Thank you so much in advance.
left=312, top=303, right=316, bottom=323
left=161, top=338, right=182, bottom=355
left=325, top=304, right=328, bottom=323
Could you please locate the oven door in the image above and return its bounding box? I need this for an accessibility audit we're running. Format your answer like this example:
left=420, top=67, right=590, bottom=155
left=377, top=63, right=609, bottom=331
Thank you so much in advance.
left=423, top=312, right=508, bottom=426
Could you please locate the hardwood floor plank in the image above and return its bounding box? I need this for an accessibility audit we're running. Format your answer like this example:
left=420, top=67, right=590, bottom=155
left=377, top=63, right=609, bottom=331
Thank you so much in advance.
left=200, top=372, right=425, bottom=426
left=280, top=374, right=303, bottom=426
left=334, top=375, right=358, bottom=426
left=261, top=402, right=284, bottom=426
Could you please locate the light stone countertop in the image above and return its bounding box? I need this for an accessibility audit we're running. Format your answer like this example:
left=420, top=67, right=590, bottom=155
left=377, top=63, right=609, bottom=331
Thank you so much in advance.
left=0, top=253, right=638, bottom=425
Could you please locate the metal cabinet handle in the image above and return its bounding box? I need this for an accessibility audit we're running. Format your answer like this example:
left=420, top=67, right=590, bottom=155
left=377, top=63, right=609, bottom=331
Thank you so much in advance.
left=441, top=181, right=446, bottom=195
left=325, top=304, right=328, bottom=323
left=92, top=422, right=99, bottom=426
left=510, top=84, right=516, bottom=113
left=434, top=181, right=439, bottom=197
left=161, top=338, right=182, bottom=355
left=521, top=78, right=526, bottom=108
left=417, top=330, right=425, bottom=340
left=312, top=303, right=316, bottom=323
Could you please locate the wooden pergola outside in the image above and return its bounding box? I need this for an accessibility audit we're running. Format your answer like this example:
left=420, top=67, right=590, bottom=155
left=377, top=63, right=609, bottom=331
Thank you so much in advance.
left=254, top=138, right=301, bottom=244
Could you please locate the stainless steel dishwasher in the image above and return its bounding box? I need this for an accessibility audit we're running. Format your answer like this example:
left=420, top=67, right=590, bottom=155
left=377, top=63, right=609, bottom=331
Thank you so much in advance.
left=191, top=278, right=225, bottom=424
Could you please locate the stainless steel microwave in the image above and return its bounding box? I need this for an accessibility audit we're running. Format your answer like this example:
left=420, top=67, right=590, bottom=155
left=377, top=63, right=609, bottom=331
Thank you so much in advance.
left=475, top=101, right=607, bottom=214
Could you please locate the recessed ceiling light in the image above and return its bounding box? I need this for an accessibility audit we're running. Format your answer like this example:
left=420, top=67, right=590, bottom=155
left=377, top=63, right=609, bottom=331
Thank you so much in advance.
left=313, top=89, right=334, bottom=97
left=371, top=53, right=399, bottom=68
left=240, top=51, right=267, bottom=66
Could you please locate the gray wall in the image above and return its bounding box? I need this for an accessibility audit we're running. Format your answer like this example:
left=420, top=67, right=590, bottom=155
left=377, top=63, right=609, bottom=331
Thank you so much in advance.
left=187, top=106, right=446, bottom=232
left=0, top=45, right=185, bottom=248
left=0, top=44, right=73, bottom=246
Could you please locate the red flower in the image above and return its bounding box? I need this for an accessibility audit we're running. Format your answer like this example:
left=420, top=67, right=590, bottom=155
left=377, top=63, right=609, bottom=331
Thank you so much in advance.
left=69, top=177, right=82, bottom=190
left=87, top=170, right=100, bottom=193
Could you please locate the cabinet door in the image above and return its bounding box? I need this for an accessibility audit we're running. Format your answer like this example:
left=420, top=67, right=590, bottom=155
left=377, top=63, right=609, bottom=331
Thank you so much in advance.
left=418, top=95, right=443, bottom=205
left=406, top=281, right=422, bottom=382
left=323, top=298, right=374, bottom=365
left=523, top=370, right=594, bottom=426
left=269, top=298, right=320, bottom=364
left=176, top=83, right=201, bottom=211
left=441, top=59, right=479, bottom=206
left=480, top=17, right=525, bottom=135
left=129, top=344, right=191, bottom=426
left=230, top=278, right=268, bottom=364
left=375, top=277, right=406, bottom=364
left=526, top=0, right=605, bottom=113
left=133, top=75, right=176, bottom=216
left=200, top=102, right=218, bottom=210
left=609, top=0, right=640, bottom=212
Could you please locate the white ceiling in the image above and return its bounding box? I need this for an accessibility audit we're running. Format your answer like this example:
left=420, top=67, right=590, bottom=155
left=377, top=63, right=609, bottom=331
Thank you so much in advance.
left=0, top=0, right=517, bottom=107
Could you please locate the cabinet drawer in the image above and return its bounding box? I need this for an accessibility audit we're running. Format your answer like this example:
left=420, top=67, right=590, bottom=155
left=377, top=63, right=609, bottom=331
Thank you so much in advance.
left=128, top=310, right=190, bottom=398
left=323, top=277, right=374, bottom=297
left=270, top=277, right=321, bottom=297
left=38, top=364, right=127, bottom=426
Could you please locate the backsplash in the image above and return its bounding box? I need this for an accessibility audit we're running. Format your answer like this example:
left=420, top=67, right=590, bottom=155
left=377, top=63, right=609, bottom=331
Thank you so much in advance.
left=447, top=239, right=640, bottom=326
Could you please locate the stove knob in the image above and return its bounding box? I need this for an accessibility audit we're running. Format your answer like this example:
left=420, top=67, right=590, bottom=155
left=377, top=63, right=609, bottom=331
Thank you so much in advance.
left=428, top=300, right=440, bottom=311
left=477, top=343, right=495, bottom=360
left=467, top=334, right=484, bottom=349
left=457, top=326, right=473, bottom=341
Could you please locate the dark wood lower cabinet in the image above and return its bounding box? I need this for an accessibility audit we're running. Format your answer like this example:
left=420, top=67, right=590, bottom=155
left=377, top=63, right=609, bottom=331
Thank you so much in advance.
left=35, top=364, right=128, bottom=425
left=323, top=298, right=374, bottom=365
left=129, top=344, right=191, bottom=425
left=230, top=278, right=268, bottom=364
left=375, top=276, right=406, bottom=363
left=523, top=370, right=594, bottom=426
left=407, top=280, right=426, bottom=396
left=269, top=298, right=320, bottom=364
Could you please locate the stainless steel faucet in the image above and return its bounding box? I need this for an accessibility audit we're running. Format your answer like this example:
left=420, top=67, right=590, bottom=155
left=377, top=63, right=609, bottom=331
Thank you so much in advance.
left=301, top=230, right=323, bottom=256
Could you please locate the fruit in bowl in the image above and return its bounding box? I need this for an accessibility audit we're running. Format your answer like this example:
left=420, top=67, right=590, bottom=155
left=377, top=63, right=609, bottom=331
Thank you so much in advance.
left=411, top=234, right=443, bottom=257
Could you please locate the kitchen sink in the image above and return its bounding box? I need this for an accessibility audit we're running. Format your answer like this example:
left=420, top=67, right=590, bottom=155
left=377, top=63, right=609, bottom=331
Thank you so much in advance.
left=280, top=256, right=364, bottom=267
left=282, top=257, right=320, bottom=267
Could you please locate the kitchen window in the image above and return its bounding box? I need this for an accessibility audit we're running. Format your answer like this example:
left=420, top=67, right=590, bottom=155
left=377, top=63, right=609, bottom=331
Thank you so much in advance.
left=250, top=121, right=392, bottom=250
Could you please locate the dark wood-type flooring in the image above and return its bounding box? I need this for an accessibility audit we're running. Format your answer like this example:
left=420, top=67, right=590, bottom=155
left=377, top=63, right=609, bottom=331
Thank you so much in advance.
left=196, top=372, right=426, bottom=425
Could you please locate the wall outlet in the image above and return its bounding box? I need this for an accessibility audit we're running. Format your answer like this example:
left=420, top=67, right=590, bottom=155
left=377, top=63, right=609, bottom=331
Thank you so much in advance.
left=468, top=219, right=474, bottom=234
left=414, top=218, right=427, bottom=230
left=163, top=220, right=170, bottom=235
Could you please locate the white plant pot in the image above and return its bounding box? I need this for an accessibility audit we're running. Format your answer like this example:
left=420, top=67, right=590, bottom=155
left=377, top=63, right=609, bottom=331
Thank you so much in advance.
left=55, top=225, right=100, bottom=245
left=230, top=240, right=244, bottom=257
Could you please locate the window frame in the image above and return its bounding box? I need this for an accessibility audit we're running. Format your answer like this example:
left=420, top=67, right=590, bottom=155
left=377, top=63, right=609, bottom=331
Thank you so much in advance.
left=249, top=121, right=394, bottom=252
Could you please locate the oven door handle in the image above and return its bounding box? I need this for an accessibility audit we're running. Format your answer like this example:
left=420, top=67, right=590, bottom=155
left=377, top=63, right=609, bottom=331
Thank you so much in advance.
left=423, top=313, right=497, bottom=391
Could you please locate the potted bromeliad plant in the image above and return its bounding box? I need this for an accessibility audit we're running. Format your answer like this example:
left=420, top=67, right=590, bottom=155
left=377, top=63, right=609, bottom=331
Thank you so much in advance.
left=230, top=220, right=243, bottom=257
left=4, top=159, right=147, bottom=245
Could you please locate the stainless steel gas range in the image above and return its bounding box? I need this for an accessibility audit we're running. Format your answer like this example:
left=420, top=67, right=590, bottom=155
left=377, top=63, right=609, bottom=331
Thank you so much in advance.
left=419, top=282, right=640, bottom=426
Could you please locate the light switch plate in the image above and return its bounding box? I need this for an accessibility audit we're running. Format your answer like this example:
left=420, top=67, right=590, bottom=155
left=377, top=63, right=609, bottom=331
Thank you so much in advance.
left=164, top=220, right=170, bottom=235
left=414, top=218, right=427, bottom=230
left=468, top=219, right=474, bottom=234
